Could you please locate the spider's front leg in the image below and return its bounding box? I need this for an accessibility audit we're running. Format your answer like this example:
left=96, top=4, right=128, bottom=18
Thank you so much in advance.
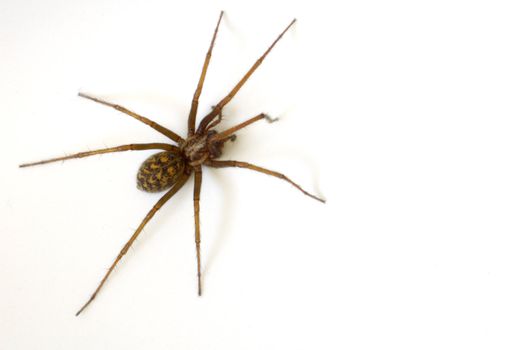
left=197, top=18, right=296, bottom=134
left=204, top=105, right=224, bottom=131
left=209, top=113, right=277, bottom=143
left=187, top=11, right=224, bottom=135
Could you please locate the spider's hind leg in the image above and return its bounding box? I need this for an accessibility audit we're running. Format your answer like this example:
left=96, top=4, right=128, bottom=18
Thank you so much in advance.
left=193, top=166, right=203, bottom=295
left=75, top=173, right=190, bottom=316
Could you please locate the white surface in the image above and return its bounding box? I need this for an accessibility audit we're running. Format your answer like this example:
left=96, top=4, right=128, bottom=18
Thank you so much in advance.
left=2, top=0, right=526, bottom=349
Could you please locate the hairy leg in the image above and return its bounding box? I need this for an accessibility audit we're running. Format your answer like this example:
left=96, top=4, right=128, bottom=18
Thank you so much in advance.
left=197, top=19, right=296, bottom=133
left=193, top=166, right=203, bottom=295
left=188, top=11, right=224, bottom=136
left=19, top=143, right=177, bottom=168
left=204, top=106, right=224, bottom=131
left=75, top=173, right=191, bottom=316
left=210, top=113, right=277, bottom=142
left=206, top=160, right=325, bottom=203
left=78, top=93, right=184, bottom=144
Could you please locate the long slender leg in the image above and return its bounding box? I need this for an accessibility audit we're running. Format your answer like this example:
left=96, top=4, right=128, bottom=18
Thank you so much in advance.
left=19, top=143, right=177, bottom=168
left=206, top=160, right=325, bottom=203
left=210, top=113, right=277, bottom=142
left=78, top=93, right=184, bottom=144
left=75, top=172, right=190, bottom=316
left=193, top=166, right=203, bottom=295
left=188, top=11, right=224, bottom=136
left=197, top=19, right=296, bottom=133
left=204, top=105, right=224, bottom=131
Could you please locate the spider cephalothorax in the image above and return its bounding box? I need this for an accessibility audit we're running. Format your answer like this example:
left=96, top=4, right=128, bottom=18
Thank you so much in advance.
left=21, top=11, right=324, bottom=316
left=181, top=129, right=228, bottom=165
left=137, top=129, right=231, bottom=192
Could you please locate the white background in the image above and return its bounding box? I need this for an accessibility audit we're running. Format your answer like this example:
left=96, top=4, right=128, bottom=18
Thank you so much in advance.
left=2, top=0, right=526, bottom=349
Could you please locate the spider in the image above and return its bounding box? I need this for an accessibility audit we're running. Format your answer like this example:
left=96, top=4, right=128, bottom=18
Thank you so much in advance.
left=20, top=11, right=325, bottom=316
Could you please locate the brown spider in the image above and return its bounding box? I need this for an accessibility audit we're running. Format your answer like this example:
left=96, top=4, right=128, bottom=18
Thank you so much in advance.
left=20, top=11, right=325, bottom=316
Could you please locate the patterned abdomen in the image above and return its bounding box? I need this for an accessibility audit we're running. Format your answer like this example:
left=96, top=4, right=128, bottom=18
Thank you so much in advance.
left=137, top=151, right=185, bottom=192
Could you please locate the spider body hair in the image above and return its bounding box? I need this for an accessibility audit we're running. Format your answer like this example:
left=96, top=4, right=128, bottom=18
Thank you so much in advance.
left=181, top=129, right=229, bottom=166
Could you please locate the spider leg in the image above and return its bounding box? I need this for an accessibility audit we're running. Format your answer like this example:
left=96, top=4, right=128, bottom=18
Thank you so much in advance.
left=75, top=173, right=190, bottom=316
left=19, top=143, right=177, bottom=168
left=210, top=113, right=277, bottom=142
left=206, top=160, right=325, bottom=203
left=78, top=92, right=184, bottom=144
left=197, top=18, right=296, bottom=133
left=204, top=105, right=224, bottom=131
left=193, top=166, right=203, bottom=295
left=188, top=11, right=224, bottom=136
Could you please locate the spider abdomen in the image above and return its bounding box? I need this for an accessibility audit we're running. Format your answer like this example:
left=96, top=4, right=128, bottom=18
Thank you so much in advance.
left=137, top=151, right=185, bottom=192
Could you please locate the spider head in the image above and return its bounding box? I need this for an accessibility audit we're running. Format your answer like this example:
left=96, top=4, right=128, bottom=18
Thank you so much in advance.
left=182, top=130, right=234, bottom=166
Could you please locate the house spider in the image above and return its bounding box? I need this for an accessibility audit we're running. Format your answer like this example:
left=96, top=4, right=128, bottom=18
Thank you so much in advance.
left=20, top=11, right=325, bottom=316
